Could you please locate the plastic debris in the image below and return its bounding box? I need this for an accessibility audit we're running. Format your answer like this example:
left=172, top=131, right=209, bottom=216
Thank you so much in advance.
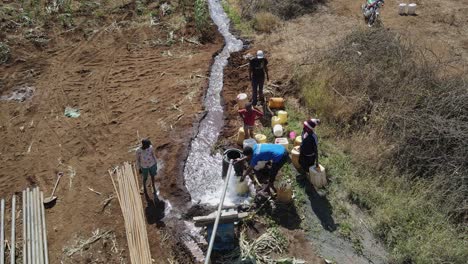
left=64, top=107, right=80, bottom=118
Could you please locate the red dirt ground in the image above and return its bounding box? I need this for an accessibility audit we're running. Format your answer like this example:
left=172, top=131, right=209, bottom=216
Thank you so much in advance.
left=0, top=17, right=221, bottom=263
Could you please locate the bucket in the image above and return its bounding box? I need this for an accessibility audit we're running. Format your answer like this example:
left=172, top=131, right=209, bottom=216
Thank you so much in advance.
left=222, top=149, right=244, bottom=178
left=398, top=3, right=407, bottom=15
left=243, top=138, right=257, bottom=150
left=237, top=93, right=248, bottom=109
left=268, top=97, right=284, bottom=109
left=309, top=164, right=327, bottom=188
left=273, top=124, right=283, bottom=137
left=274, top=137, right=289, bottom=151
left=407, top=3, right=417, bottom=15
left=294, top=136, right=302, bottom=147
left=235, top=177, right=249, bottom=195
left=236, top=127, right=245, bottom=146
left=255, top=133, right=267, bottom=143
left=275, top=181, right=293, bottom=203
left=277, top=110, right=288, bottom=124
left=291, top=146, right=301, bottom=170
left=271, top=116, right=281, bottom=127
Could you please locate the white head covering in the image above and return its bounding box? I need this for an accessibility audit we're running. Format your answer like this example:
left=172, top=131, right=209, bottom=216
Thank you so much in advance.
left=256, top=50, right=264, bottom=59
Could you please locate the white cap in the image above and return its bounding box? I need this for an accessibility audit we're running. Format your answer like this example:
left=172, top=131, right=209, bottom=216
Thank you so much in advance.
left=256, top=50, right=264, bottom=59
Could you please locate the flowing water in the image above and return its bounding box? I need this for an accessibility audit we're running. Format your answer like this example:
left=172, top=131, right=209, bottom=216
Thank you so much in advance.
left=183, top=0, right=246, bottom=205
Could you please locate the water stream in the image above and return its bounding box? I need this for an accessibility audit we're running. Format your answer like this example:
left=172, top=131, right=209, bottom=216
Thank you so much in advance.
left=183, top=0, right=244, bottom=205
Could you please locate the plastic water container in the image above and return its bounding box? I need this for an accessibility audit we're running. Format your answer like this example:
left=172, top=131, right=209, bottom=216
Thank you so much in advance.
left=222, top=149, right=244, bottom=178
left=255, top=133, right=267, bottom=143
left=309, top=164, right=327, bottom=188
left=237, top=93, right=248, bottom=109
left=275, top=181, right=293, bottom=203
left=289, top=131, right=296, bottom=140
left=291, top=146, right=301, bottom=170
left=398, top=3, right=407, bottom=15
left=243, top=138, right=257, bottom=150
left=268, top=97, right=285, bottom=109
left=274, top=137, right=289, bottom=151
left=277, top=110, right=288, bottom=124
left=236, top=177, right=249, bottom=195
left=273, top=124, right=283, bottom=137
left=294, top=136, right=302, bottom=147
left=271, top=116, right=281, bottom=127
left=237, top=127, right=245, bottom=146
left=407, top=3, right=417, bottom=15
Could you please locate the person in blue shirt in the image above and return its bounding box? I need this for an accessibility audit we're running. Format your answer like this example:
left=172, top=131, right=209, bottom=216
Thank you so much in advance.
left=237, top=144, right=289, bottom=193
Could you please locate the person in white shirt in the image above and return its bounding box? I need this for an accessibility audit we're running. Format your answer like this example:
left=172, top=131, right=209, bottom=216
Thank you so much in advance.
left=136, top=139, right=158, bottom=198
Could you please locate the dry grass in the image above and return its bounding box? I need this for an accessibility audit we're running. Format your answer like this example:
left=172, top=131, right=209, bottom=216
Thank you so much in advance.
left=294, top=28, right=468, bottom=263
left=253, top=11, right=280, bottom=33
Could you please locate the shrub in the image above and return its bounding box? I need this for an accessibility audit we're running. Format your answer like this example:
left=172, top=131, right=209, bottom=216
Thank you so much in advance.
left=240, top=0, right=319, bottom=20
left=300, top=28, right=468, bottom=220
left=194, top=0, right=211, bottom=41
left=252, top=11, right=280, bottom=33
left=0, top=42, right=10, bottom=64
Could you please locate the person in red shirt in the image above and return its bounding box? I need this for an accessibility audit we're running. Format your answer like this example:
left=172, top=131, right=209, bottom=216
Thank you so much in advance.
left=238, top=102, right=264, bottom=139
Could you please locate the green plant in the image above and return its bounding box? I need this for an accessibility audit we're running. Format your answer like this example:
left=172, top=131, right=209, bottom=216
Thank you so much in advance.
left=0, top=42, right=10, bottom=64
left=222, top=0, right=253, bottom=36
left=194, top=0, right=210, bottom=40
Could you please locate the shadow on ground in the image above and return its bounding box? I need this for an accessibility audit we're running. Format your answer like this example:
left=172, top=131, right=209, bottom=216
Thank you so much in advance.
left=144, top=192, right=166, bottom=227
left=297, top=174, right=337, bottom=231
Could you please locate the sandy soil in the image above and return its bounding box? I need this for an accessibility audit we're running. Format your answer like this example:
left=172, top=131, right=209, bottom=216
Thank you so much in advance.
left=0, top=19, right=221, bottom=263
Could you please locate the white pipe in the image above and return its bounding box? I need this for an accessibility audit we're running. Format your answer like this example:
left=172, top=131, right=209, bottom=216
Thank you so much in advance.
left=34, top=188, right=40, bottom=264
left=204, top=162, right=233, bottom=264
left=35, top=189, right=42, bottom=264
left=40, top=192, right=48, bottom=264
left=11, top=195, right=16, bottom=264
left=26, top=188, right=31, bottom=264
left=1, top=198, right=5, bottom=264
left=22, top=190, right=26, bottom=264
left=31, top=188, right=36, bottom=264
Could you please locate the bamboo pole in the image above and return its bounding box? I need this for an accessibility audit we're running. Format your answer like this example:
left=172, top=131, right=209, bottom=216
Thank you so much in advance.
left=40, top=192, right=49, bottom=264
left=1, top=198, right=5, bottom=264
left=22, top=190, right=26, bottom=264
left=11, top=195, right=16, bottom=264
left=109, top=163, right=152, bottom=264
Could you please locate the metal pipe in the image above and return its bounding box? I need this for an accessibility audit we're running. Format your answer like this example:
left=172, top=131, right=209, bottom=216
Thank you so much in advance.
left=1, top=198, right=5, bottom=264
left=33, top=188, right=40, bottom=264
left=31, top=188, right=36, bottom=264
left=22, top=190, right=26, bottom=264
left=37, top=191, right=43, bottom=264
left=40, top=192, right=48, bottom=264
left=11, top=195, right=16, bottom=264
left=26, top=188, right=31, bottom=264
left=204, top=162, right=234, bottom=264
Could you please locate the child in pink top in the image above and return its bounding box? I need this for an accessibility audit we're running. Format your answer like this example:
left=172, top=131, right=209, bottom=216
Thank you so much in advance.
left=238, top=102, right=264, bottom=139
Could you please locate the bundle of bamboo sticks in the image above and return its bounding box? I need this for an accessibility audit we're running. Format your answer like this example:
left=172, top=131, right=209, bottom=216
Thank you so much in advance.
left=22, top=187, right=49, bottom=264
left=109, top=162, right=152, bottom=264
